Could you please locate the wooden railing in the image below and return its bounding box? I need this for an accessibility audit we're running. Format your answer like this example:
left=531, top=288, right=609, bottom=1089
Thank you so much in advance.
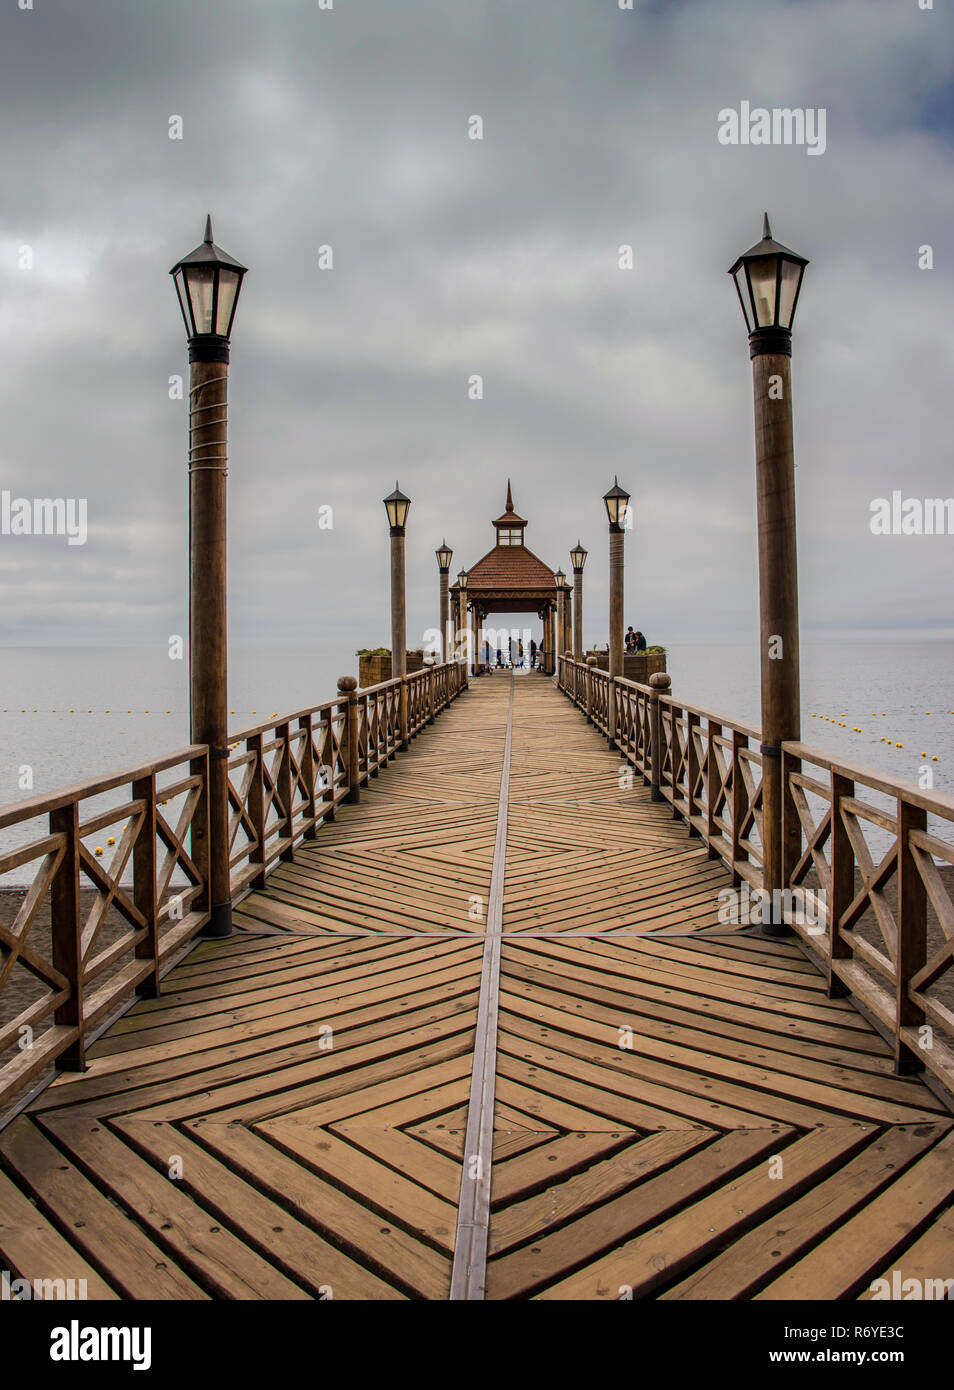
left=559, top=656, right=764, bottom=887
left=226, top=662, right=462, bottom=902
left=557, top=654, right=954, bottom=1092
left=782, top=743, right=954, bottom=1090
left=0, top=747, right=210, bottom=1110
left=0, top=660, right=463, bottom=1113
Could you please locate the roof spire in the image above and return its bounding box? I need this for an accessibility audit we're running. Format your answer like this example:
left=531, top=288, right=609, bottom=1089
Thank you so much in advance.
left=506, top=479, right=514, bottom=512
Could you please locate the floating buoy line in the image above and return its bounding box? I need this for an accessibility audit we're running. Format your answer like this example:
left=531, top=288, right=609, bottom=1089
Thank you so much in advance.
left=809, top=709, right=944, bottom=761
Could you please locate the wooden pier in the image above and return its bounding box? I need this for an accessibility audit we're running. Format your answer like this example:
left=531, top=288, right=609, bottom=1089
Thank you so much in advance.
left=2, top=672, right=952, bottom=1301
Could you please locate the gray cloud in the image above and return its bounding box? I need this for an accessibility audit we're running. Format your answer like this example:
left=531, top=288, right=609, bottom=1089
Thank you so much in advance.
left=1, top=0, right=953, bottom=660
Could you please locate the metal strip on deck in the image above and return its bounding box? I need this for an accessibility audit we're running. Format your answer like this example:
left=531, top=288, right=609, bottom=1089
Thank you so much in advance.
left=449, top=674, right=513, bottom=1300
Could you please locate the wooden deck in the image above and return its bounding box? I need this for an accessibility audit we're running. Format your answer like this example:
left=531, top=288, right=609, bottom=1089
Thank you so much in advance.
left=1, top=673, right=952, bottom=1300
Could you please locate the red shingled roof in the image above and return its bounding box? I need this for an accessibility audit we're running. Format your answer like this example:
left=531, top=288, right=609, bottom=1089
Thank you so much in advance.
left=465, top=543, right=556, bottom=591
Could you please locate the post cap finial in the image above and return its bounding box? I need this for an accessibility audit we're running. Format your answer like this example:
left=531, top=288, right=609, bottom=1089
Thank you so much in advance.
left=649, top=672, right=672, bottom=691
left=337, top=675, right=358, bottom=693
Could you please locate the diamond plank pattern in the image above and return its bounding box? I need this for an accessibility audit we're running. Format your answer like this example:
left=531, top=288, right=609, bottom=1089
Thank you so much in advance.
left=1, top=674, right=952, bottom=1301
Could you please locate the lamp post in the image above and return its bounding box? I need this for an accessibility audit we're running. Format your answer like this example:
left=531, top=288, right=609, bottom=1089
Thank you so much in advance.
left=457, top=568, right=470, bottom=683
left=603, top=478, right=630, bottom=746
left=170, top=215, right=247, bottom=939
left=555, top=569, right=567, bottom=680
left=729, top=213, right=808, bottom=935
left=436, top=540, right=453, bottom=663
left=570, top=540, right=587, bottom=662
left=383, top=483, right=411, bottom=680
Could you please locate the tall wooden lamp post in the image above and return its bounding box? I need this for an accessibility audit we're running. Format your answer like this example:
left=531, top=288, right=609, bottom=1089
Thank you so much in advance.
left=170, top=216, right=247, bottom=939
left=436, top=540, right=453, bottom=663
left=383, top=483, right=411, bottom=680
left=603, top=478, right=630, bottom=748
left=555, top=569, right=567, bottom=678
left=729, top=214, right=808, bottom=935
left=570, top=540, right=587, bottom=661
left=457, top=568, right=471, bottom=683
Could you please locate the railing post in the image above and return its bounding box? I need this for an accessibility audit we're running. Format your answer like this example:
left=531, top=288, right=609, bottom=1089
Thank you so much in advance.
left=302, top=714, right=318, bottom=840
left=686, top=712, right=701, bottom=837
left=133, top=772, right=159, bottom=999
left=649, top=673, right=671, bottom=803
left=828, top=769, right=853, bottom=997
left=320, top=708, right=336, bottom=823
left=732, top=731, right=747, bottom=885
left=277, top=721, right=295, bottom=862
left=896, top=796, right=927, bottom=1074
left=706, top=722, right=722, bottom=860
left=248, top=733, right=266, bottom=889
left=338, top=676, right=360, bottom=804
left=399, top=676, right=410, bottom=751
left=50, top=803, right=84, bottom=1071
left=427, top=667, right=436, bottom=725
left=191, top=750, right=211, bottom=920
left=585, top=655, right=597, bottom=723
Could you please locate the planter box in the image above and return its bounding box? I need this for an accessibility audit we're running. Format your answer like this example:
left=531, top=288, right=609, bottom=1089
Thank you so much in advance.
left=584, top=651, right=667, bottom=683
left=358, top=650, right=427, bottom=687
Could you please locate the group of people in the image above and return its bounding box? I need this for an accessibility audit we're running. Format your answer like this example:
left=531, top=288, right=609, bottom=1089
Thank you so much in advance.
left=625, top=627, right=647, bottom=653
left=487, top=637, right=541, bottom=669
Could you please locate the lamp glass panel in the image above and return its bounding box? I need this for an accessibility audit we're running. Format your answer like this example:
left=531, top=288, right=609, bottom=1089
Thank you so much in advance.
left=186, top=265, right=216, bottom=335
left=777, top=259, right=802, bottom=330
left=732, top=266, right=754, bottom=332
left=605, top=493, right=629, bottom=527
left=215, top=269, right=241, bottom=336
left=748, top=257, right=779, bottom=328
left=173, top=269, right=193, bottom=335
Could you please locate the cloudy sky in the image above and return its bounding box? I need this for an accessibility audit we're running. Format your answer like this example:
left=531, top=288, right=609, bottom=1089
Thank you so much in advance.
left=1, top=0, right=952, bottom=659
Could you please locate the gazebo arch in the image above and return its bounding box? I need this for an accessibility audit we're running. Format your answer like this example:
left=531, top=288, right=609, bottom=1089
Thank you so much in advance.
left=451, top=483, right=570, bottom=674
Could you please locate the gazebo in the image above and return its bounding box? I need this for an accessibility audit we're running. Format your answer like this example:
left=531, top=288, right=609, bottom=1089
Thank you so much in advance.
left=450, top=483, right=570, bottom=674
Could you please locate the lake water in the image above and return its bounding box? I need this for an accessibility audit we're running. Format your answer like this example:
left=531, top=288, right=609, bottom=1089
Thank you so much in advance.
left=1, top=636, right=952, bottom=877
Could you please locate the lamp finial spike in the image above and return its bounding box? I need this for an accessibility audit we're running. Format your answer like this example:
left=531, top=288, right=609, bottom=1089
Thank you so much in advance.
left=763, top=212, right=772, bottom=240
left=204, top=214, right=214, bottom=244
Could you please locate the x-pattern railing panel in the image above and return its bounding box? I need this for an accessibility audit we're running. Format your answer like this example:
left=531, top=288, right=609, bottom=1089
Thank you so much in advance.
left=0, top=746, right=210, bottom=1107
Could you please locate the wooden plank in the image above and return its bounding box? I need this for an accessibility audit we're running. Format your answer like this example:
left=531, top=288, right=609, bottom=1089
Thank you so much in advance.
left=0, top=1164, right=118, bottom=1300
left=0, top=1117, right=206, bottom=1299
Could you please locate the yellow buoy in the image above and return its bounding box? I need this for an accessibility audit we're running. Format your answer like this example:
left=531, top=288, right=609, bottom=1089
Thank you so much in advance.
left=933, top=756, right=939, bottom=762
left=896, top=742, right=904, bottom=749
left=107, top=836, right=115, bottom=846
left=94, top=846, right=103, bottom=856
